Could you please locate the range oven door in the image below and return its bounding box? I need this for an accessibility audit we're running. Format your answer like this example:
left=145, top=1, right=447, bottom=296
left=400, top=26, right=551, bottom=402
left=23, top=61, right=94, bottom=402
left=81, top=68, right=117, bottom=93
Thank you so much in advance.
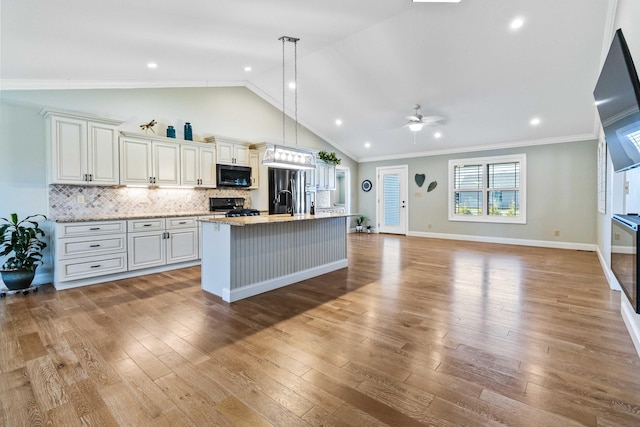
left=611, top=215, right=639, bottom=313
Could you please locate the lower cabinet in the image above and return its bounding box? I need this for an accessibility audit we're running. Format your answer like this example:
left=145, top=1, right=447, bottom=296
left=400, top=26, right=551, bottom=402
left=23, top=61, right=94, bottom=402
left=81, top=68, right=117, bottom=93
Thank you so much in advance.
left=54, top=216, right=199, bottom=288
left=54, top=220, right=128, bottom=283
left=127, top=217, right=199, bottom=271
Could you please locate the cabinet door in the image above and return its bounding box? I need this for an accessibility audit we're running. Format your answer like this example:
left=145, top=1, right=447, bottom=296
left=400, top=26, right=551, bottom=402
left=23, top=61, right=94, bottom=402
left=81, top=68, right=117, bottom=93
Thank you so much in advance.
left=326, top=164, right=336, bottom=190
left=216, top=141, right=235, bottom=165
left=167, top=228, right=199, bottom=264
left=153, top=141, right=180, bottom=186
left=120, top=137, right=152, bottom=185
left=128, top=231, right=166, bottom=270
left=316, top=163, right=327, bottom=189
left=181, top=144, right=199, bottom=186
left=249, top=150, right=260, bottom=189
left=234, top=145, right=249, bottom=166
left=51, top=116, right=88, bottom=184
left=199, top=146, right=217, bottom=187
left=87, top=121, right=120, bottom=185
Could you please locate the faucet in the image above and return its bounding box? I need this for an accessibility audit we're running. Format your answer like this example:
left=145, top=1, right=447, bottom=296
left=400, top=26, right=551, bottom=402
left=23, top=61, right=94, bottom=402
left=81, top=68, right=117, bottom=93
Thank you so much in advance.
left=277, top=189, right=294, bottom=216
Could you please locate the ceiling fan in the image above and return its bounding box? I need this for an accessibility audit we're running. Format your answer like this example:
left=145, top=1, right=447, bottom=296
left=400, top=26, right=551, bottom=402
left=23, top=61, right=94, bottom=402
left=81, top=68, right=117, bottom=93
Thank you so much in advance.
left=404, top=105, right=445, bottom=132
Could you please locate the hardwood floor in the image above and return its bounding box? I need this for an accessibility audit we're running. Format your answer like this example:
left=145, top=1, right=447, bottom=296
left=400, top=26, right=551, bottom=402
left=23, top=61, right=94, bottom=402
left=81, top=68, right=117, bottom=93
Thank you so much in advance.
left=2, top=233, right=640, bottom=426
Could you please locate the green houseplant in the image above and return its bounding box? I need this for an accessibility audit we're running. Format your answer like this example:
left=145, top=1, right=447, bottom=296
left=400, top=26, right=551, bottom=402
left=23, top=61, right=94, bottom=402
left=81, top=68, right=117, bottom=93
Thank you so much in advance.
left=355, top=215, right=369, bottom=232
left=318, top=150, right=341, bottom=165
left=0, top=213, right=47, bottom=290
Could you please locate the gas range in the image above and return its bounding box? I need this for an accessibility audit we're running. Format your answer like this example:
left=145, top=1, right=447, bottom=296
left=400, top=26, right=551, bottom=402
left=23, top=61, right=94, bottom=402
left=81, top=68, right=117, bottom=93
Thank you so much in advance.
left=209, top=197, right=261, bottom=217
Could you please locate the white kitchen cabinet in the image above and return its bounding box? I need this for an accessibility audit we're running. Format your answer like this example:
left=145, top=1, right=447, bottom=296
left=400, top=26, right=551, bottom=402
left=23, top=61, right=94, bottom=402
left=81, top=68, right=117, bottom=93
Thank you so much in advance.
left=120, top=137, right=180, bottom=186
left=54, top=220, right=127, bottom=283
left=43, top=110, right=122, bottom=186
left=249, top=149, right=260, bottom=189
left=127, top=217, right=198, bottom=271
left=181, top=143, right=217, bottom=187
left=314, top=162, right=336, bottom=190
left=217, top=140, right=249, bottom=166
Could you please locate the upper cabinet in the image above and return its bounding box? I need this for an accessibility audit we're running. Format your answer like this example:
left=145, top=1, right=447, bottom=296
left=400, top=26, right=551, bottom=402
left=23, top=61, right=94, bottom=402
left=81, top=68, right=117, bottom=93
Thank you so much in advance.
left=43, top=110, right=123, bottom=186
left=181, top=143, right=216, bottom=188
left=217, top=140, right=249, bottom=166
left=249, top=150, right=260, bottom=189
left=120, top=136, right=180, bottom=186
left=314, top=162, right=337, bottom=191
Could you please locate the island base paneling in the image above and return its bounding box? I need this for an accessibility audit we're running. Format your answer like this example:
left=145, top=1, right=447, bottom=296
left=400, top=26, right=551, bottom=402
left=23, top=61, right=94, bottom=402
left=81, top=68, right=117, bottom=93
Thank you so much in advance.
left=201, top=216, right=348, bottom=302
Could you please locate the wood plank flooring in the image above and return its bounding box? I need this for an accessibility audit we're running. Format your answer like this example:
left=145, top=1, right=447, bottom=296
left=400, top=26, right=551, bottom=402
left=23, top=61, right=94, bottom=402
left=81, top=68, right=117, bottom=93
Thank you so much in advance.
left=2, top=233, right=640, bottom=426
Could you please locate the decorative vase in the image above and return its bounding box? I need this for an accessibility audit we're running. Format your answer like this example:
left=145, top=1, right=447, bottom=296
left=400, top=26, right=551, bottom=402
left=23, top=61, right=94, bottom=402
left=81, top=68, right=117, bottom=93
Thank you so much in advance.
left=1, top=269, right=35, bottom=290
left=184, top=123, right=193, bottom=140
left=166, top=126, right=176, bottom=138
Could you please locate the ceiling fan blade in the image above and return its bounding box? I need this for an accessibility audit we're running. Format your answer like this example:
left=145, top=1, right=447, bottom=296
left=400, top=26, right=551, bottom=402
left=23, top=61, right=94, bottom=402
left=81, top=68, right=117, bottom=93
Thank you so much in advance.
left=420, top=116, right=445, bottom=123
left=406, top=115, right=420, bottom=121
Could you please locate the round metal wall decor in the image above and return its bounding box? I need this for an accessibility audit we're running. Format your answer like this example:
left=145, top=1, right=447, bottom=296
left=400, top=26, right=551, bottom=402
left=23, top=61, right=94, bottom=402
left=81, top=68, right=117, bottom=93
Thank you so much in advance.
left=361, top=179, right=372, bottom=192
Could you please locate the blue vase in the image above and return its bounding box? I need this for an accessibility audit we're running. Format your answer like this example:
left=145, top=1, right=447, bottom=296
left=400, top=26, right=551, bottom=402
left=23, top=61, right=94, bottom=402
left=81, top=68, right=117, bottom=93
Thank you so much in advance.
left=184, top=123, right=193, bottom=140
left=166, top=126, right=176, bottom=138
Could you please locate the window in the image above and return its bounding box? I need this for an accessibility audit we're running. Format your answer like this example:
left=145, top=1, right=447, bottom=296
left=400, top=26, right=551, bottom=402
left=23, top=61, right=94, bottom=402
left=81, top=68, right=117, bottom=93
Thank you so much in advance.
left=448, top=154, right=526, bottom=224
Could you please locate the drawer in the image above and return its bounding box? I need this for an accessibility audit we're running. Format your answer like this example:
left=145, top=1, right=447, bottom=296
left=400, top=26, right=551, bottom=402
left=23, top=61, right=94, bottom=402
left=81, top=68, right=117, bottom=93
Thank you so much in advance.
left=56, top=253, right=127, bottom=281
left=167, top=217, right=198, bottom=230
left=57, top=234, right=126, bottom=260
left=56, top=221, right=126, bottom=238
left=128, top=218, right=165, bottom=232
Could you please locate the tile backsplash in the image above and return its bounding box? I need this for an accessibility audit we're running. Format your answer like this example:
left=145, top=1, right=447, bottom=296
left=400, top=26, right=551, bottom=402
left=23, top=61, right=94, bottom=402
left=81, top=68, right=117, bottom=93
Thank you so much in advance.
left=49, top=185, right=252, bottom=220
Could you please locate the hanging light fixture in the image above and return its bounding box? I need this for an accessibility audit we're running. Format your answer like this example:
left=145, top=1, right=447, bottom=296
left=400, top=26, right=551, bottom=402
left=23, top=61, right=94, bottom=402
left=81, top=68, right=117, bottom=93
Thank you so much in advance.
left=262, top=36, right=316, bottom=170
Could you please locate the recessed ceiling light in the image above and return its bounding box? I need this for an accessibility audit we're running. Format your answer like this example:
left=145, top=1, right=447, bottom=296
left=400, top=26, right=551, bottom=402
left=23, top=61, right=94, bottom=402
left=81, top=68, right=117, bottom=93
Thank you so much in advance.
left=147, top=62, right=158, bottom=69
left=510, top=17, right=524, bottom=30
left=530, top=117, right=541, bottom=126
left=335, top=119, right=342, bottom=126
left=364, top=142, right=371, bottom=148
left=288, top=81, right=296, bottom=90
left=244, top=66, right=252, bottom=72
left=434, top=132, right=442, bottom=138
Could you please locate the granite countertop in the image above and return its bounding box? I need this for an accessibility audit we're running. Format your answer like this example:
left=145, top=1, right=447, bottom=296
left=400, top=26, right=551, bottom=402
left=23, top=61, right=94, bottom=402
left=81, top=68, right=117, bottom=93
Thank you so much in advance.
left=52, top=211, right=220, bottom=223
left=199, top=212, right=357, bottom=227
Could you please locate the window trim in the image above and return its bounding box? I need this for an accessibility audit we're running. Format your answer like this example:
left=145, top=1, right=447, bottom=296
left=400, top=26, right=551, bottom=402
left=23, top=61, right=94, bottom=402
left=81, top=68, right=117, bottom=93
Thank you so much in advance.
left=448, top=153, right=527, bottom=224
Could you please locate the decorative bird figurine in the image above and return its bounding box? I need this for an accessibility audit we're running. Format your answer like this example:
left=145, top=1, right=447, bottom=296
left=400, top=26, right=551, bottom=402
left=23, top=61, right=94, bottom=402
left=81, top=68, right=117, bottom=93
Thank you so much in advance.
left=140, top=119, right=157, bottom=133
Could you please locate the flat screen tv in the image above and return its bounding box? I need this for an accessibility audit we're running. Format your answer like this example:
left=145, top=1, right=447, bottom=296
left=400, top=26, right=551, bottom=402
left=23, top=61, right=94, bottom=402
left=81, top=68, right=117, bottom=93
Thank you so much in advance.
left=594, top=29, right=640, bottom=173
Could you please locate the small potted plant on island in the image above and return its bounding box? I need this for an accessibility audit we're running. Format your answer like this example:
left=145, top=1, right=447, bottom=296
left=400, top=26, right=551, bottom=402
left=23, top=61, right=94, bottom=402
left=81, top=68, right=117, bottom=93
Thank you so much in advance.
left=0, top=213, right=47, bottom=291
left=355, top=215, right=369, bottom=232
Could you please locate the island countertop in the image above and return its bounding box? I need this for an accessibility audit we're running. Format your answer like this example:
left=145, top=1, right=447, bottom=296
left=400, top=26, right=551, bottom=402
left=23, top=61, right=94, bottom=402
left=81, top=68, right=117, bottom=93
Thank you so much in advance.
left=198, top=212, right=357, bottom=226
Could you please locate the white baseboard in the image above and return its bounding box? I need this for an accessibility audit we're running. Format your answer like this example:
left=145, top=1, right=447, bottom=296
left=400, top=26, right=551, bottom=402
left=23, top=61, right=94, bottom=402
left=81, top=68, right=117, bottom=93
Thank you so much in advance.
left=222, top=259, right=348, bottom=302
left=407, top=231, right=597, bottom=251
left=595, top=245, right=621, bottom=291
left=621, top=296, right=640, bottom=359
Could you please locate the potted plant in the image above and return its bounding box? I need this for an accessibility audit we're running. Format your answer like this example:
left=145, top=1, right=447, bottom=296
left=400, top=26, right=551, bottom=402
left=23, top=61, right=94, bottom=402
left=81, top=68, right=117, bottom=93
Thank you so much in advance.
left=318, top=150, right=341, bottom=165
left=0, top=213, right=47, bottom=290
left=355, top=215, right=369, bottom=232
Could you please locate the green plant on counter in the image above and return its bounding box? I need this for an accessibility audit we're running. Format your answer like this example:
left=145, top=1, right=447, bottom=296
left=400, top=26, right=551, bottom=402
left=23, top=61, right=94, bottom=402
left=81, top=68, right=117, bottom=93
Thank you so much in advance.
left=0, top=213, right=47, bottom=272
left=318, top=150, right=341, bottom=165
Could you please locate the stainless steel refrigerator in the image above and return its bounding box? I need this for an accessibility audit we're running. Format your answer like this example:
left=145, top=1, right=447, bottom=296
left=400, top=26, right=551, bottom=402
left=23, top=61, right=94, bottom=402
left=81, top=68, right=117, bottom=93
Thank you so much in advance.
left=269, top=168, right=309, bottom=215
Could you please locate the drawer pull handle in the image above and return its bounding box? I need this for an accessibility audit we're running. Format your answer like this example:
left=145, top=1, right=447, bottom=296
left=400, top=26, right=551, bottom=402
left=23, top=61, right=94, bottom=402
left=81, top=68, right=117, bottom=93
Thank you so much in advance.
left=89, top=244, right=101, bottom=248
left=178, top=221, right=187, bottom=224
left=90, top=264, right=101, bottom=268
left=143, top=224, right=152, bottom=227
left=89, top=227, right=101, bottom=231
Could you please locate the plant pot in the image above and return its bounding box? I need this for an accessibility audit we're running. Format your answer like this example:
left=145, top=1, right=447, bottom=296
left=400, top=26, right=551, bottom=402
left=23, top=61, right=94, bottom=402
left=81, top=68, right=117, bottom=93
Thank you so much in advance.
left=355, top=225, right=363, bottom=232
left=1, top=269, right=36, bottom=290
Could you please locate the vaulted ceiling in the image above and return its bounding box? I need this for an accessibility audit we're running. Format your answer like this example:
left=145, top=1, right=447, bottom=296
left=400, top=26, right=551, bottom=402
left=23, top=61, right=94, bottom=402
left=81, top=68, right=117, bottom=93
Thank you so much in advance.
left=1, top=0, right=615, bottom=161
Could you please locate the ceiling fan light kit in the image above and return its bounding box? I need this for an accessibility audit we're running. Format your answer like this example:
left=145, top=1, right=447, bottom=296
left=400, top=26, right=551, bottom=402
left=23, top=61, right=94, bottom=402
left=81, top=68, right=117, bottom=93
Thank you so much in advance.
left=404, top=104, right=444, bottom=133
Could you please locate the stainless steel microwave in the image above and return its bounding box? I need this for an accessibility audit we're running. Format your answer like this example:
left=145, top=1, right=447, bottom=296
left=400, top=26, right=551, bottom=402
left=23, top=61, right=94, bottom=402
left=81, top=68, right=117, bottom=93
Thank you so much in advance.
left=216, top=164, right=252, bottom=188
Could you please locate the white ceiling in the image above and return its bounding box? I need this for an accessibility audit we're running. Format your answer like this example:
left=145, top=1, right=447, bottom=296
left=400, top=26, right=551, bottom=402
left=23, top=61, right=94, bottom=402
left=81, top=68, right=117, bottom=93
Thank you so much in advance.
left=1, top=0, right=615, bottom=161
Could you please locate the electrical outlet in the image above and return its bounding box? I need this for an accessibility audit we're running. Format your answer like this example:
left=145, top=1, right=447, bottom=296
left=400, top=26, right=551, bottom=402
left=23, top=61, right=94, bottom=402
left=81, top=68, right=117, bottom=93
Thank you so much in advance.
left=414, top=192, right=422, bottom=197
left=554, top=229, right=560, bottom=237
left=77, top=194, right=86, bottom=204
left=614, top=233, right=621, bottom=240
left=428, top=223, right=432, bottom=229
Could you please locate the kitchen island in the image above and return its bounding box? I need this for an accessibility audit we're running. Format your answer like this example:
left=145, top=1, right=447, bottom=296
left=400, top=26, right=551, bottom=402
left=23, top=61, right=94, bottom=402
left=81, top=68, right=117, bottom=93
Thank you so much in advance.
left=199, top=213, right=354, bottom=302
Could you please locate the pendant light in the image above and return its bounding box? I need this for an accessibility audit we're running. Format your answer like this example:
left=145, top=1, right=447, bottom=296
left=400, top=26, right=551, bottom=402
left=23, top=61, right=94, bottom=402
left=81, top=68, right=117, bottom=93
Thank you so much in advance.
left=262, top=36, right=316, bottom=170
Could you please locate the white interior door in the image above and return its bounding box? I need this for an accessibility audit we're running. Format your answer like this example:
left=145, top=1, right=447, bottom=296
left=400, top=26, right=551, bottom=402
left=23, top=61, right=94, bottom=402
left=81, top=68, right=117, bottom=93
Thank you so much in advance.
left=376, top=166, right=408, bottom=235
